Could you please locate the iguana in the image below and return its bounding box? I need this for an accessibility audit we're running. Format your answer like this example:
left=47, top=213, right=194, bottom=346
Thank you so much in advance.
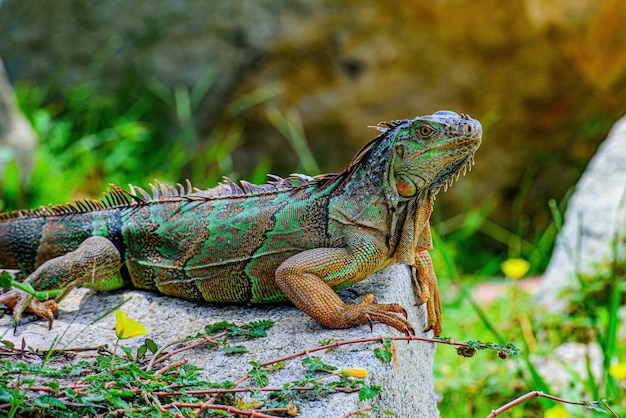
left=0, top=110, right=481, bottom=336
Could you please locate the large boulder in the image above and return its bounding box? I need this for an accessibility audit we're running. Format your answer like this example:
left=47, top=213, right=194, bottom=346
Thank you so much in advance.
left=0, top=58, right=36, bottom=192
left=1, top=264, right=440, bottom=417
left=538, top=115, right=626, bottom=305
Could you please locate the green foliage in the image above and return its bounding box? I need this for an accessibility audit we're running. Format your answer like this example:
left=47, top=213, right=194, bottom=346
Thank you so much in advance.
left=223, top=345, right=248, bottom=356
left=0, top=319, right=385, bottom=417
left=203, top=320, right=275, bottom=339
left=358, top=385, right=382, bottom=401
left=373, top=338, right=394, bottom=363
left=247, top=361, right=270, bottom=387
left=435, top=226, right=625, bottom=417
left=0, top=271, right=64, bottom=300
left=302, top=357, right=337, bottom=373
left=3, top=73, right=296, bottom=215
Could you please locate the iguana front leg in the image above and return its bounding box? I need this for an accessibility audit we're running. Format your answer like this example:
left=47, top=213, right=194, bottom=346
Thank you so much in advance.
left=275, top=237, right=415, bottom=335
left=413, top=250, right=442, bottom=336
left=0, top=236, right=124, bottom=327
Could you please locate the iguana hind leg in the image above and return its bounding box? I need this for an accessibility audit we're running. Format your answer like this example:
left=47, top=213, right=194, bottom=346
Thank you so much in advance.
left=275, top=240, right=415, bottom=336
left=0, top=236, right=124, bottom=327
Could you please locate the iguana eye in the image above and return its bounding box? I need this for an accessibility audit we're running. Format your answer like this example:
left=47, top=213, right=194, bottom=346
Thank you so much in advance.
left=417, top=125, right=436, bottom=139
left=464, top=124, right=473, bottom=135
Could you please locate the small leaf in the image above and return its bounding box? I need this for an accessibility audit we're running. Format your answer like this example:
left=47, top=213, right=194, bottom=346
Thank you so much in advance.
left=144, top=339, right=159, bottom=354
left=136, top=345, right=147, bottom=359
left=374, top=347, right=392, bottom=363
left=359, top=385, right=382, bottom=401
left=248, top=368, right=269, bottom=387
left=204, top=321, right=232, bottom=335
left=33, top=395, right=67, bottom=409
left=121, top=346, right=133, bottom=359
left=223, top=345, right=248, bottom=355
left=0, top=271, right=13, bottom=291
left=1, top=340, right=15, bottom=350
left=302, top=357, right=337, bottom=373
left=104, top=392, right=130, bottom=410
left=318, top=338, right=339, bottom=346
left=584, top=400, right=610, bottom=414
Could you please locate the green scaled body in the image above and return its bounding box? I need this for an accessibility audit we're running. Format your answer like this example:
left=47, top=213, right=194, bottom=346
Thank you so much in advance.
left=0, top=111, right=482, bottom=336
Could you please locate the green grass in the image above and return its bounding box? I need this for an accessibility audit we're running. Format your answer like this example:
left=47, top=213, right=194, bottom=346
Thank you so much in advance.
left=432, top=244, right=625, bottom=417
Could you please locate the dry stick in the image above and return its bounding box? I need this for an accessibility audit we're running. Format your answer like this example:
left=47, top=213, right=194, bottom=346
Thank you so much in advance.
left=342, top=406, right=373, bottom=418
left=151, top=385, right=361, bottom=398
left=145, top=330, right=228, bottom=371
left=0, top=345, right=106, bottom=355
left=208, top=334, right=504, bottom=403
left=154, top=358, right=187, bottom=376
left=161, top=402, right=280, bottom=418
left=260, top=335, right=496, bottom=368
left=486, top=391, right=619, bottom=418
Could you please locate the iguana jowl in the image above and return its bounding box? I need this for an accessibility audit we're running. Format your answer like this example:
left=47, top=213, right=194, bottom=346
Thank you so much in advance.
left=0, top=111, right=481, bottom=336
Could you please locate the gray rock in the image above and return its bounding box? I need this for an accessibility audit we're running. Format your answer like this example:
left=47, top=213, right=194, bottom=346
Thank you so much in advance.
left=538, top=115, right=626, bottom=306
left=0, top=263, right=440, bottom=417
left=0, top=57, right=36, bottom=189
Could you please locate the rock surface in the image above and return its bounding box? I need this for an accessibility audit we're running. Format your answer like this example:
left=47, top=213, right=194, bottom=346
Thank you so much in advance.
left=0, top=58, right=36, bottom=191
left=538, top=115, right=626, bottom=305
left=0, top=264, right=440, bottom=417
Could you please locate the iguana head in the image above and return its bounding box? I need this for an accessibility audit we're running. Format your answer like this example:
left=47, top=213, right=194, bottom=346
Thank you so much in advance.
left=383, top=110, right=482, bottom=200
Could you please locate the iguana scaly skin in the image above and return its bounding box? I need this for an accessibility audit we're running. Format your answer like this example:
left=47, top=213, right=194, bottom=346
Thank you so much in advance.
left=0, top=111, right=481, bottom=336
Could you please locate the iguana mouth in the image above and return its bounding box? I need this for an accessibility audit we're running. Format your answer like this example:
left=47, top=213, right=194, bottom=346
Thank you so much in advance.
left=431, top=152, right=477, bottom=195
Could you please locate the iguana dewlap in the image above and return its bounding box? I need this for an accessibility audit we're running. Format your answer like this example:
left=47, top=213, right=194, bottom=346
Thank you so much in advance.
left=0, top=111, right=482, bottom=336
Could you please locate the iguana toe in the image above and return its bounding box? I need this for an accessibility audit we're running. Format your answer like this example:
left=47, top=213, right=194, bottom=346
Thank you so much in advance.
left=417, top=295, right=442, bottom=336
left=348, top=295, right=415, bottom=336
left=413, top=277, right=442, bottom=337
left=0, top=289, right=58, bottom=328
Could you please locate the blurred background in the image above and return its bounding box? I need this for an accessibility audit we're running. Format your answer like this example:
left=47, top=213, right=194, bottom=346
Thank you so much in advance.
left=0, top=0, right=625, bottom=416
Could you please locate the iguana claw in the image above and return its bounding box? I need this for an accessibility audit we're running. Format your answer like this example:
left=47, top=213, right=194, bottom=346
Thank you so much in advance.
left=0, top=289, right=58, bottom=329
left=347, top=294, right=415, bottom=336
left=400, top=307, right=408, bottom=319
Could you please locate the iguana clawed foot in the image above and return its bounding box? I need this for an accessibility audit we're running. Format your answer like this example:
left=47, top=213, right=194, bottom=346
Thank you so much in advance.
left=344, top=294, right=415, bottom=336
left=0, top=289, right=58, bottom=329
left=412, top=266, right=443, bottom=337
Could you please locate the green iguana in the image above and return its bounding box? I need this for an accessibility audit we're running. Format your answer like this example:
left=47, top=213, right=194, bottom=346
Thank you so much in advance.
left=0, top=110, right=481, bottom=336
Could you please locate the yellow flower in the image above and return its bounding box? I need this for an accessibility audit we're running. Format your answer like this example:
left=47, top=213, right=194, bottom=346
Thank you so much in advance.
left=609, top=362, right=626, bottom=381
left=114, top=310, right=148, bottom=339
left=544, top=404, right=570, bottom=418
left=341, top=368, right=368, bottom=378
left=501, top=258, right=530, bottom=280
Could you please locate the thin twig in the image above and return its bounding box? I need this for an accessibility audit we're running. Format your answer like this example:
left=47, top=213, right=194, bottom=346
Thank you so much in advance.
left=486, top=391, right=618, bottom=418
left=145, top=331, right=227, bottom=371
left=161, top=402, right=280, bottom=417
left=342, top=406, right=373, bottom=417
